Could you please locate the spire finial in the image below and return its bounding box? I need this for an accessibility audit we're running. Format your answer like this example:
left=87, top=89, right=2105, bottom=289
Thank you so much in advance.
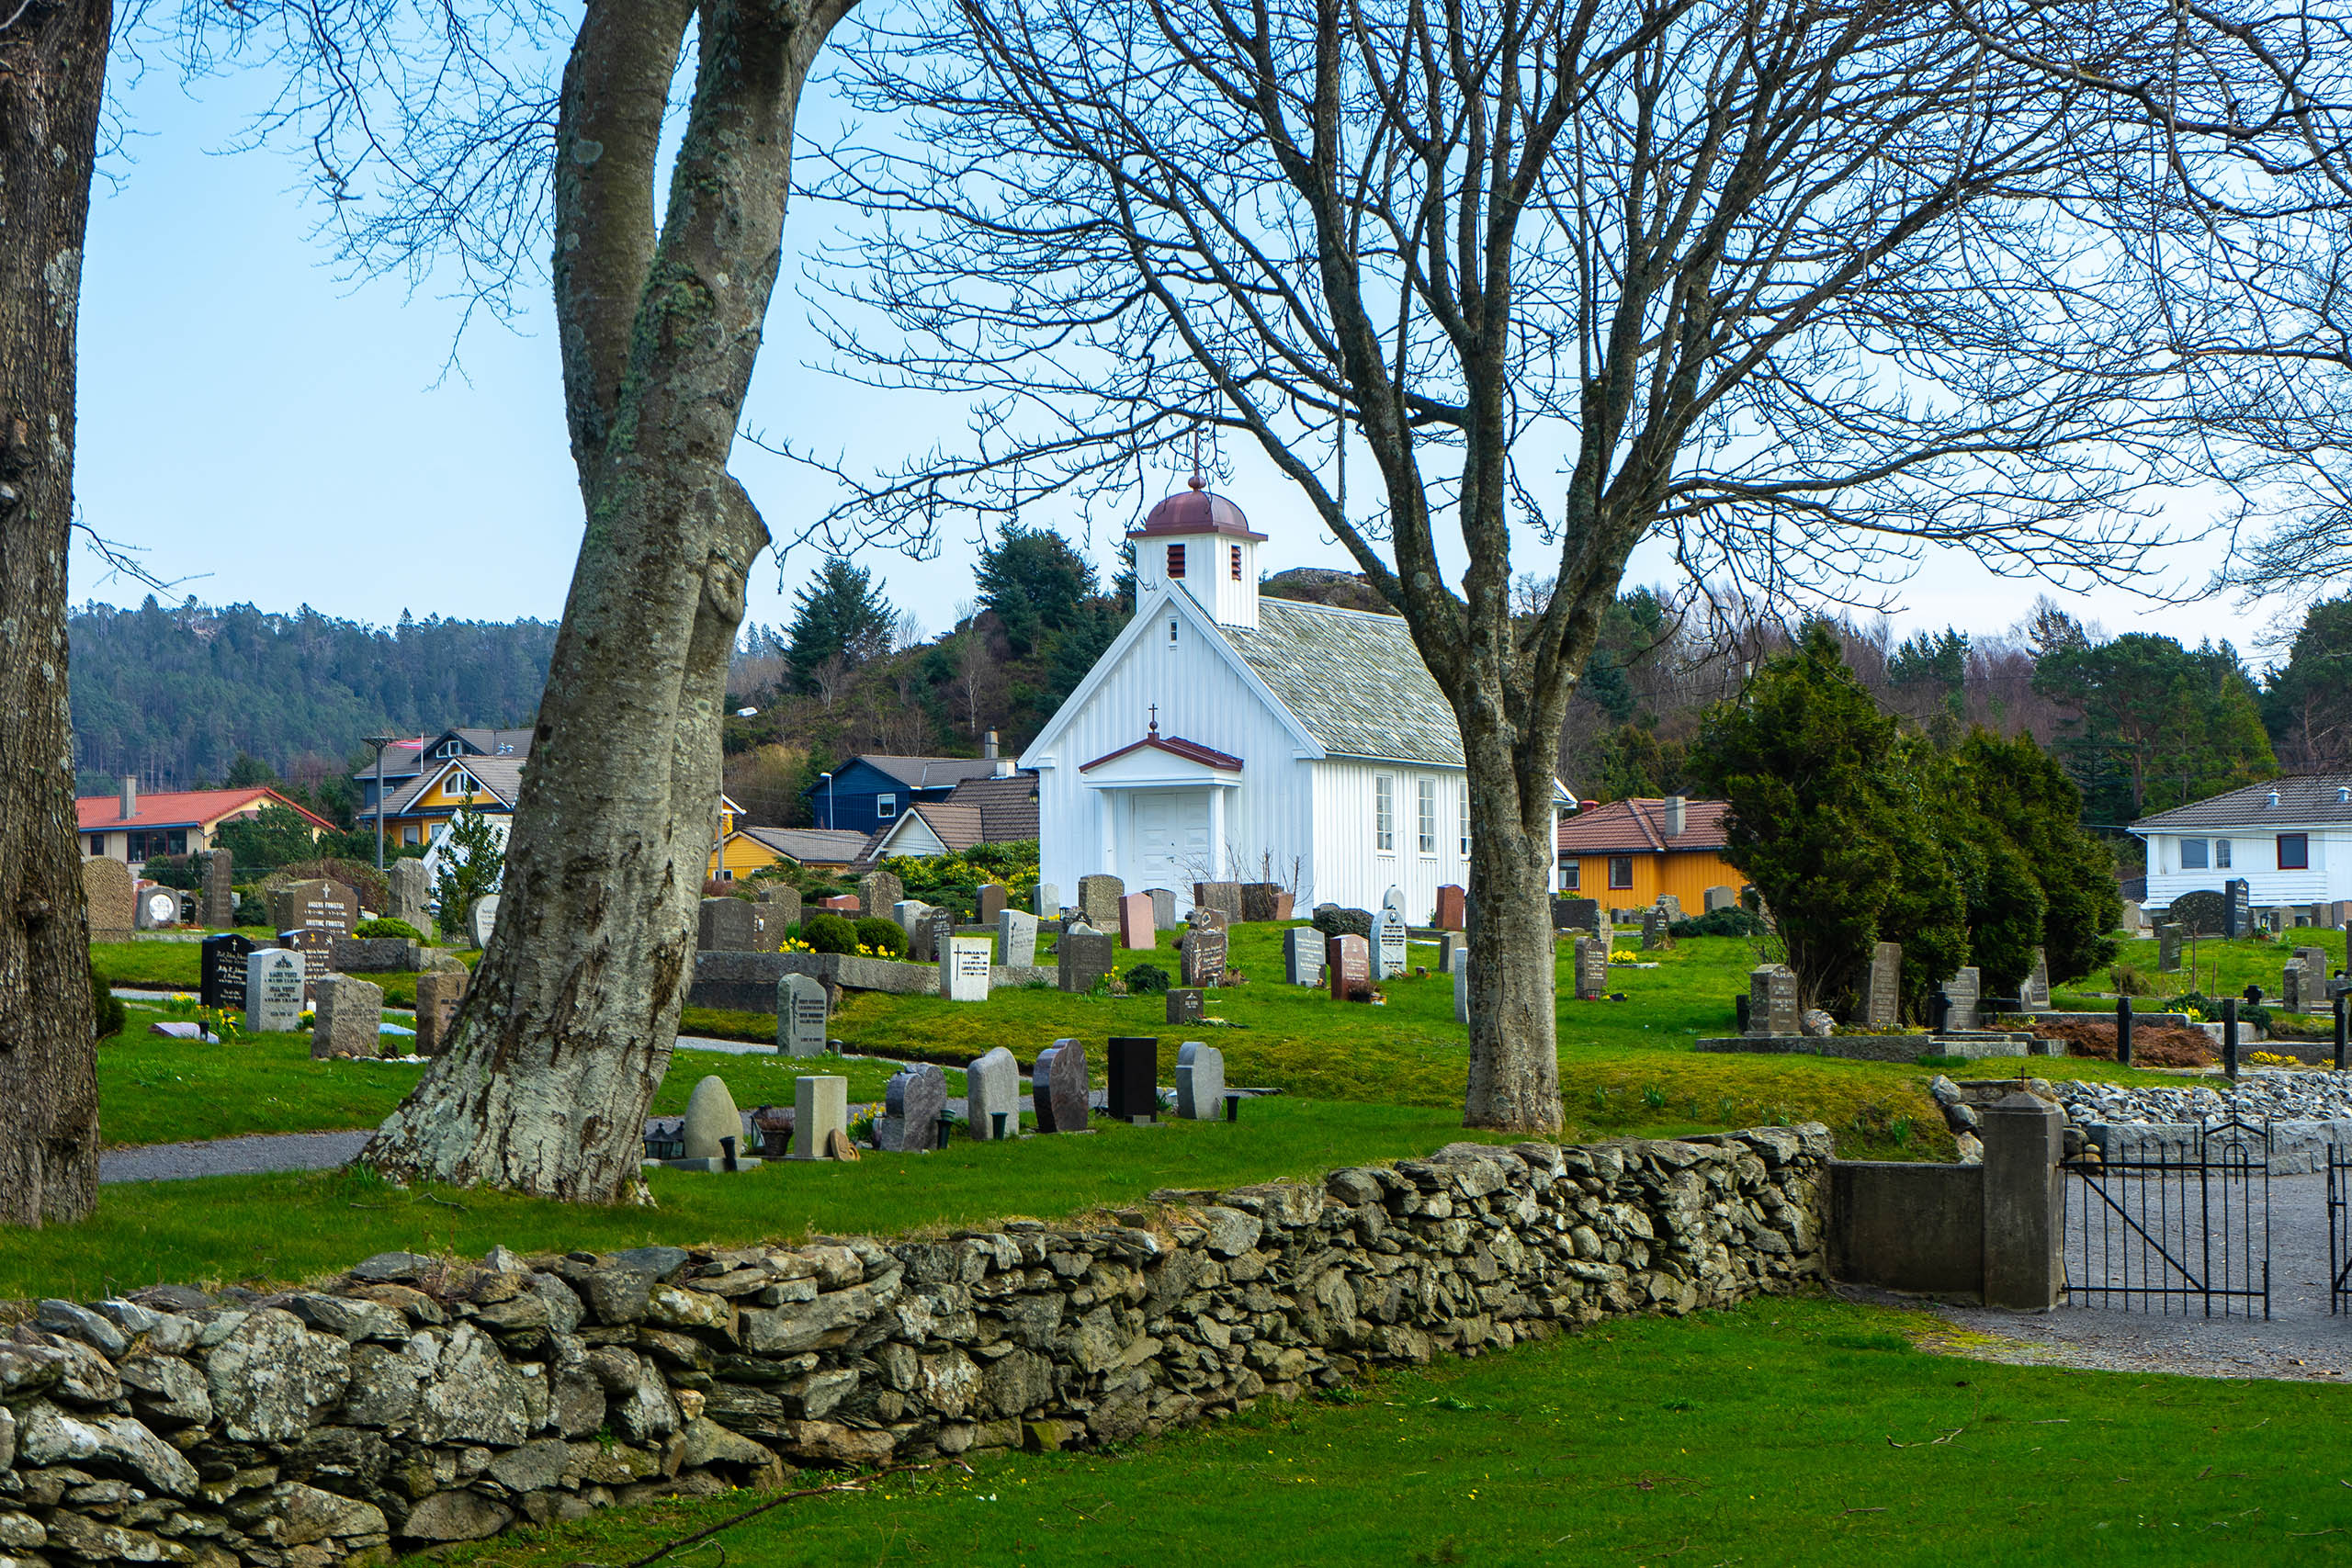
left=1148, top=704, right=1160, bottom=735
left=1188, top=428, right=1205, bottom=491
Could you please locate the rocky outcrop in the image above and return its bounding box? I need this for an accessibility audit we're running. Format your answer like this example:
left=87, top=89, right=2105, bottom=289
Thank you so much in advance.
left=0, top=1128, right=1827, bottom=1564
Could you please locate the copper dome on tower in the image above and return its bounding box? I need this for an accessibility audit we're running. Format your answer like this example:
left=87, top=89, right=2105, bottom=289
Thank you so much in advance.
left=1129, top=474, right=1268, bottom=541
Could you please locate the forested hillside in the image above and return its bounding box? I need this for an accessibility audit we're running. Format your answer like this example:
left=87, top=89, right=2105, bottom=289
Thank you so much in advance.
left=70, top=600, right=556, bottom=795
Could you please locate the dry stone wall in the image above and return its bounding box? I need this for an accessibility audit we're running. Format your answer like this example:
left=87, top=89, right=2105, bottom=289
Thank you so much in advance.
left=0, top=1128, right=1828, bottom=1566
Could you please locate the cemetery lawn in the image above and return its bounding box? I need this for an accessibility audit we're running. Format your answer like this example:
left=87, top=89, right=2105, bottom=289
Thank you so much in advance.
left=2062, top=931, right=2351, bottom=1027
left=6, top=1096, right=1524, bottom=1301
left=435, top=1292, right=2352, bottom=1568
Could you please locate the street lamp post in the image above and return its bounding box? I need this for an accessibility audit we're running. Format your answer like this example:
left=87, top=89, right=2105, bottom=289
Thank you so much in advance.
left=819, top=772, right=833, bottom=829
left=364, top=734, right=397, bottom=871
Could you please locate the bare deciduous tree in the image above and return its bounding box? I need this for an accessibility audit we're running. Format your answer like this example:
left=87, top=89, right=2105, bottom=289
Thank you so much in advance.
left=806, top=0, right=2346, bottom=1130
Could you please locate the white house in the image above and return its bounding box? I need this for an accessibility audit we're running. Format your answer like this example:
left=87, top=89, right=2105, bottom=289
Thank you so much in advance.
left=2132, top=775, right=2352, bottom=907
left=1021, top=479, right=1552, bottom=921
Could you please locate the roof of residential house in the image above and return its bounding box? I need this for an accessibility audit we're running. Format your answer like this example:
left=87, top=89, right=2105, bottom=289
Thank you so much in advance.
left=2130, top=775, right=2352, bottom=832
left=1219, top=597, right=1462, bottom=767
left=1555, top=797, right=1731, bottom=856
left=835, top=755, right=1008, bottom=793
left=382, top=755, right=526, bottom=815
left=353, top=728, right=534, bottom=783
left=75, top=787, right=337, bottom=835
left=736, top=826, right=876, bottom=864
left=940, top=772, right=1042, bottom=840
left=900, top=802, right=989, bottom=853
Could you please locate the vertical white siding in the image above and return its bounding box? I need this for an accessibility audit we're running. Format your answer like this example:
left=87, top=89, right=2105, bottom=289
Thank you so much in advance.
left=1309, top=759, right=1471, bottom=919
left=2141, top=824, right=2352, bottom=907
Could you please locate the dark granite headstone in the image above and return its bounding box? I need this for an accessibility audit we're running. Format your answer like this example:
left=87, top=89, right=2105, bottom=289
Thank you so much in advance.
left=2157, top=921, right=2183, bottom=972
left=886, top=1063, right=949, bottom=1151
left=1554, top=897, right=1600, bottom=933
left=199, top=932, right=255, bottom=1010
left=1193, top=881, right=1245, bottom=923
left=2225, top=878, right=2252, bottom=938
left=1573, top=937, right=1606, bottom=1000
left=279, top=926, right=334, bottom=1001
left=1283, top=927, right=1320, bottom=985
left=1182, top=923, right=1228, bottom=987
left=698, top=898, right=765, bottom=953
left=202, top=849, right=237, bottom=929
left=1106, top=1035, right=1159, bottom=1122
left=1057, top=926, right=1116, bottom=992
left=2165, top=890, right=2227, bottom=936
left=978, top=883, right=1010, bottom=924
left=414, top=969, right=468, bottom=1057
left=1033, top=1037, right=1091, bottom=1133
left=1747, top=964, right=1797, bottom=1035
left=1328, top=933, right=1372, bottom=1000
left=1166, top=987, right=1204, bottom=1024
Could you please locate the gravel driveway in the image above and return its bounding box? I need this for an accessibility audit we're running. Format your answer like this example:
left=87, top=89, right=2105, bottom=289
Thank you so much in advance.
left=99, top=1131, right=374, bottom=1184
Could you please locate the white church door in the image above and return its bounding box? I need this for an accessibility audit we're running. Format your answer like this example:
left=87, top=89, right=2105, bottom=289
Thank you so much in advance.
left=1134, top=789, right=1211, bottom=890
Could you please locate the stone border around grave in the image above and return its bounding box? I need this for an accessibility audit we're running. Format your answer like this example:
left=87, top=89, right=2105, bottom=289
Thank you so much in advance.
left=1694, top=1033, right=2070, bottom=1063
left=0, top=1127, right=1830, bottom=1564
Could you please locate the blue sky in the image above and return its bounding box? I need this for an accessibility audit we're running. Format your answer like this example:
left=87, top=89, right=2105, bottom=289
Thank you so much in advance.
left=71, top=43, right=2277, bottom=664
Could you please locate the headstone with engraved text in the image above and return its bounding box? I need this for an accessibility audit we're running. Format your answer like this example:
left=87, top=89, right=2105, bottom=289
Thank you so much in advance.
left=777, top=972, right=830, bottom=1056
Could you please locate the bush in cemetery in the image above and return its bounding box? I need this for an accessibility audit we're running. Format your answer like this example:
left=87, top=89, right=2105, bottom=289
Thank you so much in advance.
left=140, top=853, right=203, bottom=892
left=854, top=916, right=908, bottom=957
left=89, top=962, right=125, bottom=1041
left=355, top=917, right=425, bottom=942
left=1668, top=908, right=1767, bottom=940
left=803, top=913, right=860, bottom=954
left=428, top=806, right=504, bottom=936
left=1124, top=962, right=1172, bottom=994
left=2108, top=962, right=2154, bottom=997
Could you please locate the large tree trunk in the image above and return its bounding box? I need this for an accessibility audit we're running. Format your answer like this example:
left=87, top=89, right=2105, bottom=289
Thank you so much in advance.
left=0, top=0, right=108, bottom=1228
left=1458, top=708, right=1564, bottom=1134
left=364, top=0, right=848, bottom=1201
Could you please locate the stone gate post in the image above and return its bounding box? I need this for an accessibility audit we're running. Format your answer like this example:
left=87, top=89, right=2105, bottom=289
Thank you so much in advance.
left=1981, top=1091, right=2065, bottom=1310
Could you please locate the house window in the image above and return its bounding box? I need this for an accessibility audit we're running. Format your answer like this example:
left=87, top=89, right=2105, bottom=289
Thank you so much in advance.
left=1459, top=792, right=1471, bottom=856
left=1375, top=775, right=1396, bottom=852
left=437, top=739, right=462, bottom=758
left=447, top=770, right=479, bottom=798
left=86, top=836, right=102, bottom=856
left=1418, top=778, right=1437, bottom=854
left=1168, top=616, right=1180, bottom=647
left=2279, top=833, right=2310, bottom=870
left=876, top=793, right=898, bottom=820
left=2216, top=839, right=2232, bottom=868
left=127, top=829, right=187, bottom=860
left=1608, top=856, right=1634, bottom=890
left=402, top=825, right=421, bottom=846
left=1230, top=545, right=1243, bottom=581
left=1167, top=544, right=1186, bottom=579
left=2180, top=838, right=2209, bottom=871
left=1562, top=861, right=1580, bottom=891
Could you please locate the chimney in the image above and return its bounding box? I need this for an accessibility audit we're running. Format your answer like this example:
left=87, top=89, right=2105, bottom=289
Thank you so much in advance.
left=119, top=777, right=138, bottom=821
left=1664, top=795, right=1686, bottom=838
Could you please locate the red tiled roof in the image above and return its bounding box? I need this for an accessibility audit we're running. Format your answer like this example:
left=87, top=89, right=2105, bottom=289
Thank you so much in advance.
left=1081, top=732, right=1244, bottom=773
left=1555, top=797, right=1730, bottom=855
left=75, top=787, right=336, bottom=835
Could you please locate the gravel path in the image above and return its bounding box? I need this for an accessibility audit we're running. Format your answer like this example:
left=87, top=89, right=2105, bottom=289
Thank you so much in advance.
left=1874, top=1173, right=2352, bottom=1382
left=100, top=1130, right=374, bottom=1185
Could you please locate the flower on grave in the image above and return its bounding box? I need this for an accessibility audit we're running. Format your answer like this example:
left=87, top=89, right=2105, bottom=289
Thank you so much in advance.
left=1610, top=948, right=1637, bottom=962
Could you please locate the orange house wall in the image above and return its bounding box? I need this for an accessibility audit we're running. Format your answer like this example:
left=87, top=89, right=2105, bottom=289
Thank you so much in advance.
left=1561, top=850, right=1744, bottom=909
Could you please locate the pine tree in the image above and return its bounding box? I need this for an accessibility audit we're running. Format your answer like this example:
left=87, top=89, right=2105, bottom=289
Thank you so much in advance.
left=785, top=558, right=896, bottom=694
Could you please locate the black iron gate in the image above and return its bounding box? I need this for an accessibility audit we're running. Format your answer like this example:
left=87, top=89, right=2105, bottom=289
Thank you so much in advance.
left=2064, top=1117, right=2270, bottom=1318
left=2330, top=1145, right=2352, bottom=1314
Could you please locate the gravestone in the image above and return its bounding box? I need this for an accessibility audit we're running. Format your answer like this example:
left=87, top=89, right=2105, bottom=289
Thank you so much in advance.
left=698, top=898, right=765, bottom=953
left=2156, top=921, right=2183, bottom=973
left=199, top=932, right=255, bottom=1010
left=414, top=969, right=468, bottom=1058
left=942, top=936, right=992, bottom=1001
left=1033, top=882, right=1060, bottom=919
left=1240, top=883, right=1290, bottom=923
left=859, top=868, right=904, bottom=920
left=1454, top=963, right=1470, bottom=1023
left=1166, top=987, right=1204, bottom=1024
left=1189, top=905, right=1232, bottom=933
left=1865, top=942, right=1901, bottom=1028
left=920, top=908, right=956, bottom=967
left=1553, top=897, right=1600, bottom=934
left=790, top=1076, right=849, bottom=1160
left=1057, top=925, right=1116, bottom=992
left=279, top=927, right=334, bottom=998
left=1374, top=908, right=1408, bottom=978
left=1283, top=926, right=1321, bottom=986
left=1077, top=874, right=1125, bottom=928
left=679, top=1076, right=749, bottom=1167
left=1119, top=892, right=1158, bottom=951
left=818, top=894, right=859, bottom=912
left=1434, top=885, right=1466, bottom=931
left=886, top=1064, right=949, bottom=1151
left=1573, top=937, right=1607, bottom=1000
left=137, top=886, right=181, bottom=930
left=1436, top=932, right=1465, bottom=974
left=1175, top=1041, right=1227, bottom=1120
left=2120, top=898, right=2143, bottom=932
left=1182, top=922, right=1228, bottom=987
left=202, top=849, right=237, bottom=929
left=1193, top=881, right=1245, bottom=923
left=2165, top=890, right=2226, bottom=936
left=997, top=908, right=1040, bottom=967
left=2311, top=902, right=2331, bottom=930
left=1328, top=933, right=1372, bottom=1001
left=243, top=948, right=305, bottom=1032
left=777, top=973, right=830, bottom=1057
left=1747, top=964, right=1798, bottom=1036
left=2023, top=948, right=2051, bottom=1010
left=311, top=976, right=384, bottom=1060
left=1380, top=886, right=1408, bottom=923
left=1311, top=905, right=1374, bottom=942
left=466, top=895, right=501, bottom=949
left=978, top=883, right=1010, bottom=924
left=893, top=898, right=932, bottom=939
left=1146, top=888, right=1178, bottom=930
left=1943, top=966, right=1982, bottom=1031
left=2286, top=945, right=2331, bottom=1012
left=268, top=878, right=359, bottom=939
left=1033, top=1038, right=1090, bottom=1134
left=1703, top=886, right=1737, bottom=914
left=1656, top=895, right=1684, bottom=923
left=1639, top=908, right=1665, bottom=950
left=82, top=857, right=134, bottom=938
left=966, top=1047, right=1021, bottom=1140
left=1106, top=1036, right=1159, bottom=1122
left=756, top=885, right=803, bottom=930
left=387, top=859, right=433, bottom=935
left=2225, top=877, right=2252, bottom=938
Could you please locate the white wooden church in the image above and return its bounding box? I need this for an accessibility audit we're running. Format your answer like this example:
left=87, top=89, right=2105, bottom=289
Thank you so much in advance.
left=1022, top=479, right=1550, bottom=921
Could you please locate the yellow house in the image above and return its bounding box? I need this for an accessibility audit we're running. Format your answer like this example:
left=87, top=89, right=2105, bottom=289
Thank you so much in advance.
left=711, top=825, right=874, bottom=882
left=378, top=756, right=526, bottom=846
left=1555, top=796, right=1744, bottom=910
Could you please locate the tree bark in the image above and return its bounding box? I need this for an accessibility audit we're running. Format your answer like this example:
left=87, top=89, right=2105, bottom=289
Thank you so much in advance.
left=0, top=0, right=108, bottom=1227
left=363, top=0, right=850, bottom=1201
left=1459, top=706, right=1564, bottom=1134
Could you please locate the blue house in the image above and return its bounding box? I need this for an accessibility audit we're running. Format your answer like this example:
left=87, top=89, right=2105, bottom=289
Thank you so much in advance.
left=806, top=750, right=1008, bottom=835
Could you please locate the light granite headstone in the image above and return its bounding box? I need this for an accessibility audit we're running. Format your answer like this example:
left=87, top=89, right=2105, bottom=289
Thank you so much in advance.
left=2119, top=898, right=2143, bottom=932
left=244, top=948, right=305, bottom=1032
left=1374, top=909, right=1408, bottom=978
left=1656, top=894, right=1684, bottom=923
left=942, top=935, right=992, bottom=1001
left=311, top=976, right=384, bottom=1060
left=887, top=1064, right=949, bottom=1151
left=466, top=895, right=501, bottom=949
left=777, top=972, right=829, bottom=1057
left=1175, top=1041, right=1227, bottom=1120
left=1033, top=882, right=1060, bottom=919
left=1573, top=937, right=1607, bottom=1000
left=755, top=884, right=803, bottom=931
left=1077, top=874, right=1125, bottom=928
left=1703, top=886, right=1737, bottom=913
left=1057, top=925, right=1116, bottom=992
left=1284, top=926, right=1320, bottom=986
left=681, top=1075, right=745, bottom=1164
left=1454, top=962, right=1470, bottom=1023
left=893, top=898, right=932, bottom=938
left=1437, top=932, right=1465, bottom=974
left=967, top=1047, right=1020, bottom=1140
left=859, top=868, right=904, bottom=920
left=414, top=969, right=467, bottom=1057
left=1943, top=965, right=1981, bottom=1031
left=82, top=856, right=135, bottom=937
left=1865, top=942, right=1901, bottom=1028
left=1119, top=891, right=1158, bottom=951
left=202, top=848, right=237, bottom=929
left=138, top=886, right=180, bottom=930
left=387, top=859, right=433, bottom=935
left=1033, top=1038, right=1090, bottom=1134
left=996, top=908, right=1040, bottom=967
left=790, top=1075, right=848, bottom=1160
left=1747, top=964, right=1798, bottom=1035
left=1146, top=887, right=1178, bottom=930
left=2023, top=947, right=2051, bottom=1010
